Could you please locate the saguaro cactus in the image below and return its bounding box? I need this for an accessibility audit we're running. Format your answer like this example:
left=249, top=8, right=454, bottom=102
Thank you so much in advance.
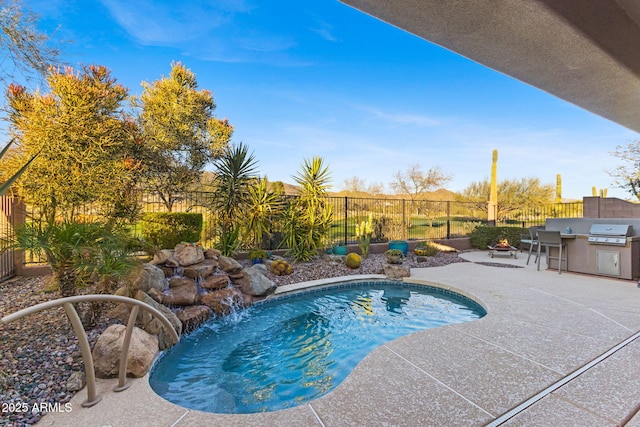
left=488, top=149, right=498, bottom=225
left=592, top=186, right=608, bottom=197
left=555, top=174, right=562, bottom=203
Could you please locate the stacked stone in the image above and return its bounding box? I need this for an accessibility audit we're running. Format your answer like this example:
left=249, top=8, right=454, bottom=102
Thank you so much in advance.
left=92, top=244, right=278, bottom=380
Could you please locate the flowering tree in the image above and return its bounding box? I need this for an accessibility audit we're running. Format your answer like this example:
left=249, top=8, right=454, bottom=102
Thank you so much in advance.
left=5, top=65, right=140, bottom=224
left=134, top=62, right=233, bottom=211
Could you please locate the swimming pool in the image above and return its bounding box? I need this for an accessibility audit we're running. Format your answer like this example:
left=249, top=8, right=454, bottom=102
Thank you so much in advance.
left=149, top=280, right=486, bottom=414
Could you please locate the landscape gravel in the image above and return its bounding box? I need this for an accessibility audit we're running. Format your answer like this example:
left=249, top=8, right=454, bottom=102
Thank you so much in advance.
left=0, top=251, right=469, bottom=426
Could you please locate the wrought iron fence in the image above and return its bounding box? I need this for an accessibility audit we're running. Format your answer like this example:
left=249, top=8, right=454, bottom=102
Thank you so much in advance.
left=325, top=197, right=488, bottom=244
left=15, top=189, right=585, bottom=266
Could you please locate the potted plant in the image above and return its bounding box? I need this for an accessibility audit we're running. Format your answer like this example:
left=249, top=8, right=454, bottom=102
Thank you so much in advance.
left=333, top=241, right=348, bottom=255
left=388, top=240, right=409, bottom=256
left=414, top=241, right=439, bottom=257
left=385, top=249, right=405, bottom=264
left=248, top=248, right=267, bottom=264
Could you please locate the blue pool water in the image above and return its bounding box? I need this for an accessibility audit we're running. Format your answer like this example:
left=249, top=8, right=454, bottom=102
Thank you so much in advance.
left=149, top=281, right=485, bottom=414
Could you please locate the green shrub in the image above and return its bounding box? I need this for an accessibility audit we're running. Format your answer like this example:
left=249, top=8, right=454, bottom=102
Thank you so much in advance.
left=141, top=212, right=203, bottom=249
left=469, top=226, right=526, bottom=249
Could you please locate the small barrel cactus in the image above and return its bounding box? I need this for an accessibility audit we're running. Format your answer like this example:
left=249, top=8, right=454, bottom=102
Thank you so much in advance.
left=345, top=253, right=362, bottom=269
left=270, top=259, right=293, bottom=276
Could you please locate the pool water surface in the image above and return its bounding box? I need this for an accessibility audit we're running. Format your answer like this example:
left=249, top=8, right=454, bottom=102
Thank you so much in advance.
left=149, top=281, right=485, bottom=414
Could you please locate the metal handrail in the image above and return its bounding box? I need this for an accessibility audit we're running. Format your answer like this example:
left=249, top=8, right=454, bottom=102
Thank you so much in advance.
left=1, top=295, right=180, bottom=407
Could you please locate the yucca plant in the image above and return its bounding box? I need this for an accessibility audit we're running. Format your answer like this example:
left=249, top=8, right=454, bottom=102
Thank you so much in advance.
left=209, top=143, right=258, bottom=253
left=245, top=176, right=284, bottom=248
left=282, top=157, right=333, bottom=261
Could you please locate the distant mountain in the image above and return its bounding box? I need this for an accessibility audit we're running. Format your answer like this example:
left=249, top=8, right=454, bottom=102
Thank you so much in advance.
left=328, top=187, right=460, bottom=200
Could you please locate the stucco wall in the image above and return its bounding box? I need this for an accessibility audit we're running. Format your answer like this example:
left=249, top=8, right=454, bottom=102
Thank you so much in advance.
left=583, top=196, right=640, bottom=218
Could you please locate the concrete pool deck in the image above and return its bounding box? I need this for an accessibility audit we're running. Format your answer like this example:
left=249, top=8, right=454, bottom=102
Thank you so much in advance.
left=40, top=250, right=640, bottom=426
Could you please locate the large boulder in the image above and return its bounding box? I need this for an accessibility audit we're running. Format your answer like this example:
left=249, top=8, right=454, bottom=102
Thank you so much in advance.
left=162, top=282, right=198, bottom=306
left=201, top=274, right=230, bottom=290
left=174, top=244, right=205, bottom=267
left=92, top=324, right=158, bottom=378
left=150, top=249, right=175, bottom=266
left=201, top=288, right=244, bottom=317
left=183, top=259, right=218, bottom=279
left=383, top=264, right=410, bottom=279
left=176, top=305, right=212, bottom=333
left=204, top=248, right=221, bottom=259
left=218, top=256, right=243, bottom=274
left=128, top=263, right=166, bottom=293
left=239, top=265, right=277, bottom=296
left=135, top=291, right=182, bottom=349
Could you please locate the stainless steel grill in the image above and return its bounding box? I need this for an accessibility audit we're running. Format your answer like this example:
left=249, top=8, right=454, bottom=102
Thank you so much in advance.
left=587, top=224, right=632, bottom=245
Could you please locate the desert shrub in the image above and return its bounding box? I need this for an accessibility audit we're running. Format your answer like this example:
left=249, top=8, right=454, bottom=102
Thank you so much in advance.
left=469, top=226, right=526, bottom=249
left=140, top=212, right=203, bottom=249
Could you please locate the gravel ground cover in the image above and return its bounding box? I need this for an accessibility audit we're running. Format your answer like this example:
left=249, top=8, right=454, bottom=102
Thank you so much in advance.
left=0, top=251, right=469, bottom=426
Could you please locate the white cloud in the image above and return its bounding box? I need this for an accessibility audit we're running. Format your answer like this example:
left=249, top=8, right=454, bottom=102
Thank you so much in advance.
left=310, top=21, right=337, bottom=42
left=99, top=0, right=251, bottom=45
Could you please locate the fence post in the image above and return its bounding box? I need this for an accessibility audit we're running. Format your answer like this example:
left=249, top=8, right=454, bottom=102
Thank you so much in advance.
left=446, top=201, right=451, bottom=240
left=402, top=199, right=407, bottom=240
left=344, top=196, right=348, bottom=245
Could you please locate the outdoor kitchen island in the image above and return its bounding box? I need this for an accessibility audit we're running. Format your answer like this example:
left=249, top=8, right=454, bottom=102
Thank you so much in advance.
left=544, top=218, right=640, bottom=280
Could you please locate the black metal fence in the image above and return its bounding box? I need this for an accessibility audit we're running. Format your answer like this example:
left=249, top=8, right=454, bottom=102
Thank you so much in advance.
left=13, top=190, right=585, bottom=266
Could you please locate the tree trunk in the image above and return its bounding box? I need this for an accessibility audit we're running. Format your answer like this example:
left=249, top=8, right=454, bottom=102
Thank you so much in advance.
left=56, top=260, right=77, bottom=297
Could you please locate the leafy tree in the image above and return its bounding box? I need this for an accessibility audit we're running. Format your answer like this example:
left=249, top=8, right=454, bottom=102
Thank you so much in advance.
left=460, top=177, right=554, bottom=220
left=4, top=65, right=140, bottom=224
left=283, top=157, right=333, bottom=261
left=0, top=138, right=38, bottom=196
left=609, top=141, right=640, bottom=200
left=341, top=176, right=384, bottom=196
left=0, top=0, right=61, bottom=87
left=134, top=62, right=233, bottom=211
left=390, top=163, right=451, bottom=200
left=0, top=0, right=63, bottom=195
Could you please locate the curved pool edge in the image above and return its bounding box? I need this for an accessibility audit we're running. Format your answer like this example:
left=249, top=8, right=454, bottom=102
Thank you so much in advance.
left=270, top=273, right=387, bottom=297
left=402, top=276, right=490, bottom=314
left=147, top=274, right=488, bottom=416
left=38, top=259, right=640, bottom=426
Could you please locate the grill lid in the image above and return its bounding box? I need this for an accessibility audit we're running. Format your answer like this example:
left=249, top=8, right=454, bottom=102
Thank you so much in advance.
left=588, top=224, right=631, bottom=237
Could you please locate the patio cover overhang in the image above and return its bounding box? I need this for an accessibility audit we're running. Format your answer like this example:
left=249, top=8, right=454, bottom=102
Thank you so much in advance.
left=340, top=0, right=640, bottom=133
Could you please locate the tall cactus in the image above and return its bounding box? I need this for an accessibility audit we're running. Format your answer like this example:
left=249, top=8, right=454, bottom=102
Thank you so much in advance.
left=488, top=149, right=498, bottom=224
left=555, top=174, right=562, bottom=203
left=490, top=149, right=498, bottom=205
left=592, top=186, right=608, bottom=198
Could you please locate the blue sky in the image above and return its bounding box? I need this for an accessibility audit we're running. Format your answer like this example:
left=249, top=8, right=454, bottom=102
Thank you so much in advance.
left=27, top=0, right=640, bottom=199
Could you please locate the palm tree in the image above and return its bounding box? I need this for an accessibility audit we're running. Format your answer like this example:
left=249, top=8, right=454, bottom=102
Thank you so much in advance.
left=14, top=222, right=134, bottom=298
